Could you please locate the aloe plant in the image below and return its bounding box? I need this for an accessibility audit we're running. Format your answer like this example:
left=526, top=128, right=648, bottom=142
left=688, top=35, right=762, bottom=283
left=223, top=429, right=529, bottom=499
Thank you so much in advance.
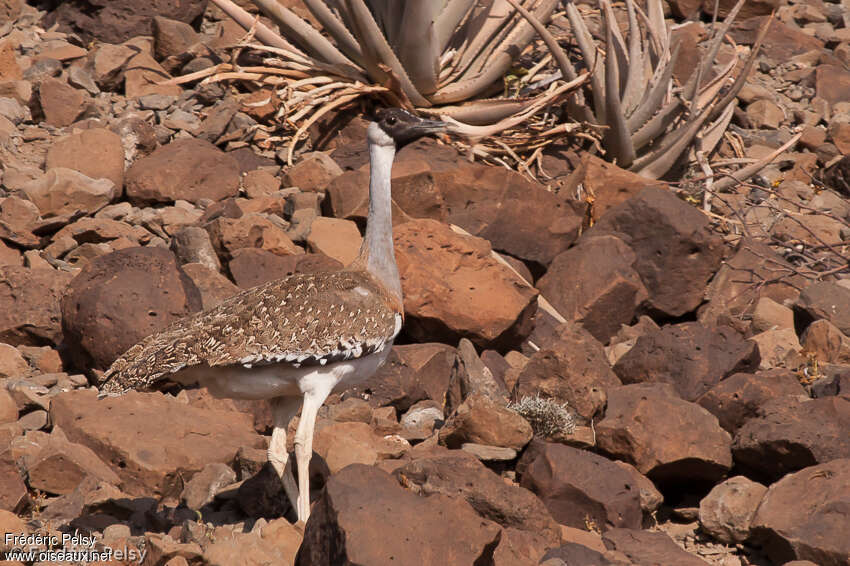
left=502, top=0, right=771, bottom=179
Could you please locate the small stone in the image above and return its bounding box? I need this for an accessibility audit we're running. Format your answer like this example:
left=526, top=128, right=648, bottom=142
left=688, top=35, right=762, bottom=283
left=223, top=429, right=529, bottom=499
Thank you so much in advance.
left=746, top=99, right=785, bottom=129
left=460, top=443, right=517, bottom=461
left=180, top=462, right=237, bottom=510
left=699, top=476, right=768, bottom=544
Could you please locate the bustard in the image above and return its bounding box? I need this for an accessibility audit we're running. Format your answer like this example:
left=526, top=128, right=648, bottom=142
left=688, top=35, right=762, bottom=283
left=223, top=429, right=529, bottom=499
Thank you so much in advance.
left=99, top=109, right=446, bottom=522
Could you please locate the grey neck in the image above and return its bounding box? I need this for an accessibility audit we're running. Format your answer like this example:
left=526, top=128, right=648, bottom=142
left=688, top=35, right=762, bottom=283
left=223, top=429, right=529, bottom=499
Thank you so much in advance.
left=356, top=140, right=402, bottom=303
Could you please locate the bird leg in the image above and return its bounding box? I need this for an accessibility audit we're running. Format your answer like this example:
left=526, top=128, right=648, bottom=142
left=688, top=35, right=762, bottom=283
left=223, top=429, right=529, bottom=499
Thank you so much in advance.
left=293, top=380, right=334, bottom=523
left=268, top=396, right=301, bottom=517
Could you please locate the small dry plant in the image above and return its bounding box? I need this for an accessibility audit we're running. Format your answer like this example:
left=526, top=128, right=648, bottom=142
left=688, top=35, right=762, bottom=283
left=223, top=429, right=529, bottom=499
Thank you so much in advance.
left=509, top=394, right=576, bottom=437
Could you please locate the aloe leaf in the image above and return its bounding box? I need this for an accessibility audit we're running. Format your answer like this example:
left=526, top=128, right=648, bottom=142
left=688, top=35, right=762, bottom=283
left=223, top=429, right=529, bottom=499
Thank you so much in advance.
left=602, top=2, right=636, bottom=167
left=435, top=0, right=477, bottom=54
left=627, top=43, right=678, bottom=133
left=301, top=0, right=364, bottom=65
left=601, top=0, right=629, bottom=102
left=693, top=101, right=735, bottom=159
left=397, top=2, right=441, bottom=95
left=621, top=0, right=645, bottom=116
left=209, top=0, right=306, bottom=54
left=631, top=97, right=682, bottom=150
left=631, top=102, right=715, bottom=178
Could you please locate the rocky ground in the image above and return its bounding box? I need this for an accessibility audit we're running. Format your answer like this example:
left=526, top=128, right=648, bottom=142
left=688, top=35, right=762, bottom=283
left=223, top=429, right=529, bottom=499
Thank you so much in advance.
left=0, top=0, right=849, bottom=565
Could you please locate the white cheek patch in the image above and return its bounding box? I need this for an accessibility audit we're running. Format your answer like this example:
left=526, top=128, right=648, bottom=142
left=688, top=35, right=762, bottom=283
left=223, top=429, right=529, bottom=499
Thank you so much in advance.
left=392, top=313, right=402, bottom=338
left=353, top=286, right=370, bottom=297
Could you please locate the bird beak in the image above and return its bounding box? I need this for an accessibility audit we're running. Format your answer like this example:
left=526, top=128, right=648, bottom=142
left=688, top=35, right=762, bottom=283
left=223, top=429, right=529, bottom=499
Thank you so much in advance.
left=412, top=118, right=447, bottom=135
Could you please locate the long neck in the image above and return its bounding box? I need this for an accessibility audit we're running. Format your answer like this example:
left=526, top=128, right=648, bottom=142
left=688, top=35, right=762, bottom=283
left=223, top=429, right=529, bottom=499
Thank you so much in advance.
left=354, top=141, right=402, bottom=304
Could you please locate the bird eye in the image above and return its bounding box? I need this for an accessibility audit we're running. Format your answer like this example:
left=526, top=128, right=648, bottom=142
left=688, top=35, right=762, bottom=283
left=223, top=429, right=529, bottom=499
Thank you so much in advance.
left=386, top=116, right=396, bottom=125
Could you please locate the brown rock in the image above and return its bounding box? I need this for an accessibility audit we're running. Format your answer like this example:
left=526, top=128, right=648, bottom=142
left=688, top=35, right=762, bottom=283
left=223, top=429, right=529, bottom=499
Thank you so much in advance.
left=732, top=395, right=850, bottom=482
left=602, top=528, right=709, bottom=565
left=513, top=322, right=620, bottom=424
left=0, top=41, right=22, bottom=81
left=697, top=369, right=807, bottom=433
left=282, top=151, right=343, bottom=190
left=612, top=460, right=664, bottom=517
left=207, top=213, right=301, bottom=261
left=752, top=296, right=795, bottom=333
left=396, top=449, right=561, bottom=545
left=26, top=427, right=121, bottom=495
left=0, top=453, right=27, bottom=512
left=591, top=187, right=724, bottom=317
left=51, top=217, right=148, bottom=247
left=228, top=248, right=295, bottom=289
left=446, top=338, right=509, bottom=410
left=705, top=0, right=778, bottom=19
left=242, top=169, right=280, bottom=198
left=596, top=383, right=733, bottom=485
left=0, top=386, right=17, bottom=423
left=698, top=476, right=767, bottom=544
left=750, top=327, right=804, bottom=370
left=829, top=122, right=850, bottom=155
left=0, top=266, right=74, bottom=346
left=746, top=99, right=785, bottom=129
left=0, top=240, right=20, bottom=266
left=22, top=168, right=118, bottom=218
left=802, top=319, right=850, bottom=364
left=668, top=0, right=701, bottom=18
left=170, top=226, right=220, bottom=271
left=38, top=77, right=85, bottom=127
left=153, top=16, right=199, bottom=60
left=439, top=393, right=533, bottom=450
left=202, top=520, right=301, bottom=566
left=537, top=235, right=648, bottom=343
left=394, top=219, right=537, bottom=349
left=296, top=464, right=502, bottom=566
left=89, top=43, right=135, bottom=91
left=816, top=64, right=850, bottom=110
left=0, top=343, right=28, bottom=379
left=313, top=421, right=408, bottom=473
left=540, top=543, right=623, bottom=566
left=750, top=459, right=850, bottom=565
left=796, top=281, right=850, bottom=336
left=731, top=17, right=825, bottom=62
left=124, top=50, right=180, bottom=98
left=343, top=343, right=456, bottom=413
left=305, top=216, right=361, bottom=266
left=45, top=128, right=125, bottom=189
left=613, top=322, right=760, bottom=401
left=43, top=0, right=206, bottom=44
left=125, top=138, right=240, bottom=205
left=50, top=390, right=263, bottom=496
left=517, top=439, right=642, bottom=532
left=180, top=462, right=236, bottom=510
left=60, top=246, right=202, bottom=369
left=178, top=263, right=239, bottom=310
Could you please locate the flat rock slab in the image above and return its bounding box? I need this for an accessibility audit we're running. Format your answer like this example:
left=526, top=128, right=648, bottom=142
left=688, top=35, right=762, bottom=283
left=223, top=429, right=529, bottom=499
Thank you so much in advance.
left=49, top=390, right=264, bottom=497
left=602, top=528, right=709, bottom=565
left=296, top=464, right=502, bottom=566
left=732, top=395, right=850, bottom=482
left=596, top=383, right=732, bottom=487
left=0, top=266, right=74, bottom=347
left=517, top=439, right=642, bottom=532
left=751, top=458, right=850, bottom=565
left=394, top=219, right=537, bottom=349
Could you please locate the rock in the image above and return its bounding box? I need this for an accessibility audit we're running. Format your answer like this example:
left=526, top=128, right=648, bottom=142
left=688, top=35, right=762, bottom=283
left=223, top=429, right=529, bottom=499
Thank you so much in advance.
left=22, top=168, right=118, bottom=218
left=228, top=248, right=296, bottom=288
left=613, top=322, right=759, bottom=401
left=25, top=427, right=121, bottom=495
left=513, top=322, right=621, bottom=424
left=596, top=383, right=733, bottom=486
left=0, top=266, right=74, bottom=346
left=732, top=395, right=850, bottom=482
left=591, top=187, right=724, bottom=318
left=802, top=319, right=850, bottom=364
left=540, top=542, right=623, bottom=566
left=88, top=43, right=135, bottom=91
left=816, top=64, right=850, bottom=110
left=731, top=17, right=825, bottom=62
left=537, top=235, right=648, bottom=343
left=752, top=297, right=795, bottom=333
left=153, top=16, right=199, bottom=60
left=312, top=421, right=408, bottom=473
left=305, top=216, right=361, bottom=265
left=202, top=520, right=302, bottom=566
left=0, top=343, right=28, bottom=379
left=396, top=449, right=561, bottom=544
left=0, top=0, right=22, bottom=24
left=563, top=153, right=666, bottom=222
left=207, top=213, right=301, bottom=262
left=38, top=77, right=85, bottom=127
left=700, top=240, right=806, bottom=331
left=0, top=453, right=27, bottom=512
left=517, top=440, right=642, bottom=531
left=447, top=337, right=509, bottom=409
left=281, top=151, right=343, bottom=190
left=50, top=390, right=263, bottom=497
left=125, top=138, right=240, bottom=205
left=461, top=443, right=517, bottom=462
left=750, top=459, right=850, bottom=565
left=296, top=464, right=502, bottom=565
left=43, top=0, right=206, bottom=44
left=399, top=400, right=443, bottom=441
left=170, top=226, right=221, bottom=272
left=439, top=393, right=533, bottom=451
left=180, top=462, right=236, bottom=510
left=327, top=397, right=372, bottom=423
left=746, top=99, right=785, bottom=129
left=602, top=528, right=709, bottom=565
left=697, top=370, right=808, bottom=433
left=60, top=246, right=202, bottom=370
left=750, top=327, right=804, bottom=370
left=698, top=476, right=767, bottom=544
left=44, top=128, right=125, bottom=189
left=612, top=460, right=664, bottom=517
left=242, top=169, right=280, bottom=198
left=394, top=219, right=537, bottom=349
left=343, top=343, right=456, bottom=412
left=795, top=281, right=850, bottom=336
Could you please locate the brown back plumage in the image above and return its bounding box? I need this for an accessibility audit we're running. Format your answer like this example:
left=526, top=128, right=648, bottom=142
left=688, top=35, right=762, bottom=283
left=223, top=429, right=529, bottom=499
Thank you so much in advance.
left=99, top=270, right=402, bottom=394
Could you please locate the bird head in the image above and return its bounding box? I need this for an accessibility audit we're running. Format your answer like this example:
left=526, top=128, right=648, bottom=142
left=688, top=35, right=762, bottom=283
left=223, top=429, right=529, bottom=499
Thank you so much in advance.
left=368, top=108, right=446, bottom=149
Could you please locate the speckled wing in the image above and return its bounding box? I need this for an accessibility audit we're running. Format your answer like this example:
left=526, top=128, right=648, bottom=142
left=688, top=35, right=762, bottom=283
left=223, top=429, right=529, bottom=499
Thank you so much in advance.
left=99, top=270, right=402, bottom=394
